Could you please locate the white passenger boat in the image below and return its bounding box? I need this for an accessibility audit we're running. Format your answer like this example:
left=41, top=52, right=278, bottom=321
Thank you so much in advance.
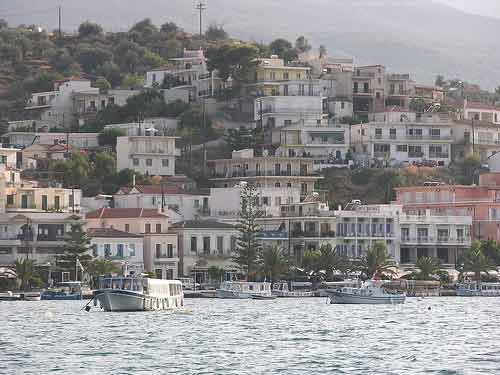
left=272, top=282, right=314, bottom=298
left=215, top=281, right=272, bottom=299
left=326, top=280, right=406, bottom=304
left=93, top=277, right=184, bottom=312
left=457, top=282, right=500, bottom=297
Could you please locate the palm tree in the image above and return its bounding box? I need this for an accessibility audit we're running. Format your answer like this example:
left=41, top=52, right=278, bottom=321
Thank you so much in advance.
left=361, top=241, right=397, bottom=279
left=261, top=245, right=288, bottom=287
left=414, top=257, right=442, bottom=280
left=318, top=244, right=346, bottom=281
left=457, top=241, right=497, bottom=282
left=15, top=258, right=36, bottom=290
left=86, top=259, right=120, bottom=288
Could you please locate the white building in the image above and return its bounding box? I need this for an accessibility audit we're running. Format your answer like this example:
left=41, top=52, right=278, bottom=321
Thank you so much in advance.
left=116, top=135, right=180, bottom=176
left=73, top=89, right=140, bottom=123
left=452, top=120, right=500, bottom=163
left=104, top=118, right=178, bottom=136
left=170, top=220, right=239, bottom=282
left=88, top=227, right=145, bottom=276
left=4, top=132, right=100, bottom=149
left=210, top=185, right=301, bottom=220
left=254, top=96, right=328, bottom=129
left=24, top=78, right=99, bottom=127
left=464, top=100, right=500, bottom=125
left=351, top=112, right=453, bottom=167
left=114, top=184, right=210, bottom=222
left=0, top=147, right=21, bottom=169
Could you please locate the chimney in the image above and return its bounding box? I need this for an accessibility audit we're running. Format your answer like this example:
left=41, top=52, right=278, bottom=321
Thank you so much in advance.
left=132, top=174, right=136, bottom=187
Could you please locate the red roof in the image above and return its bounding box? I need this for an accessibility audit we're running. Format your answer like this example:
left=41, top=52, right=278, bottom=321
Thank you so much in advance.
left=86, top=208, right=167, bottom=219
left=88, top=227, right=143, bottom=238
left=48, top=144, right=74, bottom=152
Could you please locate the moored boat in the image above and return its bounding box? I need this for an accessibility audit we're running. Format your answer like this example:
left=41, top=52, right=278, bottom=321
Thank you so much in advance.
left=326, top=280, right=406, bottom=304
left=457, top=282, right=500, bottom=297
left=93, top=277, right=184, bottom=312
left=41, top=282, right=83, bottom=300
left=0, top=291, right=21, bottom=301
left=22, top=292, right=42, bottom=301
left=216, top=281, right=271, bottom=299
left=272, top=282, right=314, bottom=298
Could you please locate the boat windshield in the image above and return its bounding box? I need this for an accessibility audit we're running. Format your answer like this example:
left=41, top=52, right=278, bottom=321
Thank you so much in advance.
left=99, top=277, right=143, bottom=291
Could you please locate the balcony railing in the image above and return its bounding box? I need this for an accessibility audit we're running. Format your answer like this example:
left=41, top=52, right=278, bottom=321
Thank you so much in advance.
left=429, top=153, right=449, bottom=159
left=401, top=236, right=471, bottom=244
left=408, top=152, right=424, bottom=158
left=374, top=152, right=390, bottom=158
left=353, top=89, right=374, bottom=95
left=211, top=170, right=316, bottom=178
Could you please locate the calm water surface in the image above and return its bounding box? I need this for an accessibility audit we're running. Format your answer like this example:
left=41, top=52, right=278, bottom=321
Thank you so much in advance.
left=2, top=297, right=500, bottom=374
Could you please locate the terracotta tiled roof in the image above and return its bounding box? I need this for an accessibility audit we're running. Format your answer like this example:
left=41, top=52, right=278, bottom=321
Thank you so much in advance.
left=85, top=208, right=167, bottom=219
left=88, top=227, right=143, bottom=238
left=170, top=220, right=236, bottom=229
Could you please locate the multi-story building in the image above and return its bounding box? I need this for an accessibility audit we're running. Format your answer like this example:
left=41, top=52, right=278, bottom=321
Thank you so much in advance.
left=452, top=120, right=500, bottom=163
left=145, top=49, right=222, bottom=101
left=351, top=112, right=453, bottom=166
left=207, top=149, right=323, bottom=199
left=385, top=74, right=415, bottom=109
left=254, top=96, right=329, bottom=129
left=114, top=184, right=210, bottom=223
left=209, top=185, right=301, bottom=220
left=394, top=180, right=499, bottom=243
left=73, top=90, right=139, bottom=124
left=88, top=227, right=144, bottom=276
left=0, top=147, right=21, bottom=169
left=464, top=100, right=500, bottom=125
left=413, top=84, right=445, bottom=104
left=352, top=65, right=387, bottom=115
left=272, top=123, right=350, bottom=169
left=24, top=78, right=99, bottom=127
left=170, top=220, right=239, bottom=283
left=103, top=119, right=178, bottom=136
left=85, top=208, right=178, bottom=279
left=0, top=212, right=79, bottom=268
left=116, top=135, right=179, bottom=176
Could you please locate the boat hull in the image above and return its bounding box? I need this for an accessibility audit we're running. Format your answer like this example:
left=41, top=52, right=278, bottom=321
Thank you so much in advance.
left=41, top=293, right=82, bottom=301
left=215, top=289, right=253, bottom=299
left=95, top=290, right=184, bottom=312
left=327, top=291, right=406, bottom=304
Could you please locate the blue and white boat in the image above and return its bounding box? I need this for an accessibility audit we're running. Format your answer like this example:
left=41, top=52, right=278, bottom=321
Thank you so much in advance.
left=326, top=280, right=406, bottom=304
left=93, top=277, right=184, bottom=312
left=216, top=281, right=272, bottom=299
left=41, top=282, right=83, bottom=300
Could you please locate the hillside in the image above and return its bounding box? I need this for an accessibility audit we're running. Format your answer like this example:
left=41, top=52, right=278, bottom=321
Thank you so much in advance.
left=3, top=0, right=500, bottom=88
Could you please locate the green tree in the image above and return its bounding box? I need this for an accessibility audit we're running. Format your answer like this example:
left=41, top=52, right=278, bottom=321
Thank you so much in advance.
left=269, top=38, right=293, bottom=58
left=160, top=22, right=180, bottom=34
left=208, top=266, right=225, bottom=286
left=480, top=240, right=500, bottom=265
left=318, top=244, right=346, bottom=281
left=461, top=154, right=481, bottom=185
left=361, top=241, right=397, bottom=279
left=75, top=44, right=113, bottom=73
left=405, top=257, right=442, bottom=280
left=295, top=35, right=311, bottom=53
left=457, top=241, right=497, bottom=281
left=24, top=71, right=62, bottom=93
left=435, top=75, right=446, bottom=87
left=86, top=259, right=120, bottom=287
left=409, top=97, right=426, bottom=113
left=224, top=127, right=264, bottom=151
left=206, top=43, right=258, bottom=82
left=59, top=217, right=93, bottom=280
left=178, top=107, right=214, bottom=145
left=50, top=153, right=91, bottom=188
left=261, top=245, right=288, bottom=286
left=233, top=183, right=263, bottom=280
left=206, top=23, right=228, bottom=41
left=95, top=61, right=122, bottom=88
left=93, top=152, right=116, bottom=179
left=78, top=21, right=103, bottom=38
left=98, top=128, right=126, bottom=151
left=130, top=18, right=158, bottom=37
left=301, top=249, right=322, bottom=278
left=121, top=74, right=144, bottom=89
left=15, top=258, right=36, bottom=290
left=94, top=77, right=111, bottom=94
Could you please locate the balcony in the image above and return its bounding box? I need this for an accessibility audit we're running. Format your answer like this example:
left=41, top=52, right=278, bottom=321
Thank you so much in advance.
left=320, top=231, right=336, bottom=238
left=374, top=152, right=390, bottom=158
left=388, top=90, right=410, bottom=96
left=211, top=170, right=317, bottom=179
left=429, top=153, right=450, bottom=159
left=37, top=234, right=65, bottom=242
left=408, top=152, right=424, bottom=158
left=353, top=89, right=374, bottom=96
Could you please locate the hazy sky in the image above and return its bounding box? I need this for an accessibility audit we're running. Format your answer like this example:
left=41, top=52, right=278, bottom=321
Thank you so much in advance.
left=435, top=0, right=500, bottom=18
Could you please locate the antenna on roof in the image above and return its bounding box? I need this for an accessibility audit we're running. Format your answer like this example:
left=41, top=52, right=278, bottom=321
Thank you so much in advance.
left=195, top=1, right=206, bottom=36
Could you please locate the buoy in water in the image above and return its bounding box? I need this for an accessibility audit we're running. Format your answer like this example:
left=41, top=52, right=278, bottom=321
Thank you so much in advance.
left=428, top=306, right=431, bottom=311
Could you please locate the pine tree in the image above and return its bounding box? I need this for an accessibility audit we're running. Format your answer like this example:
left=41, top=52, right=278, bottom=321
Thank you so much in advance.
left=233, top=183, right=263, bottom=281
left=59, top=216, right=93, bottom=280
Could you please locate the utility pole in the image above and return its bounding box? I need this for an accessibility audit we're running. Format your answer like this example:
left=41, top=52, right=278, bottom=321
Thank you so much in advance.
left=202, top=98, right=207, bottom=176
left=58, top=5, right=62, bottom=38
left=195, top=1, right=206, bottom=36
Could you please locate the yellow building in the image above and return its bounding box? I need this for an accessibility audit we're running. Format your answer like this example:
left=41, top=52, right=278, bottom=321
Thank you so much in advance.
left=5, top=184, right=82, bottom=213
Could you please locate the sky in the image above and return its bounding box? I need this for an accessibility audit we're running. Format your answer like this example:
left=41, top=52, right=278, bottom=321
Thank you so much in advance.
left=435, top=0, right=500, bottom=19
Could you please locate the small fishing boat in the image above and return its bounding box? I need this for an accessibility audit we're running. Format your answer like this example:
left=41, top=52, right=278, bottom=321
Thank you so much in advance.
left=41, top=282, right=83, bottom=300
left=22, top=292, right=42, bottom=301
left=93, top=277, right=184, bottom=312
left=326, top=280, right=406, bottom=304
left=272, top=282, right=314, bottom=298
left=216, top=281, right=272, bottom=299
left=251, top=294, right=277, bottom=300
left=0, top=291, right=21, bottom=301
left=457, top=282, right=500, bottom=297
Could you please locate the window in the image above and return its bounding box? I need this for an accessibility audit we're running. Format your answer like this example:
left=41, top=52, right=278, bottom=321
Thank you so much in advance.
left=401, top=228, right=409, bottom=240
left=191, top=237, right=197, bottom=252
left=42, top=195, right=48, bottom=210
left=145, top=224, right=151, bottom=233
left=194, top=199, right=199, bottom=208
left=146, top=159, right=152, bottom=166
left=217, top=236, right=223, bottom=254
left=284, top=120, right=292, bottom=126
left=129, top=244, right=135, bottom=257
left=430, top=128, right=441, bottom=139
left=262, top=197, right=269, bottom=206
left=69, top=194, right=74, bottom=209
left=203, top=237, right=210, bottom=254
left=167, top=244, right=173, bottom=258
left=396, top=145, right=408, bottom=152
left=117, top=244, right=124, bottom=258
left=155, top=244, right=162, bottom=258
left=162, top=159, right=169, bottom=167
left=389, top=128, right=396, bottom=139
left=375, top=128, right=382, bottom=138
left=275, top=182, right=281, bottom=188
left=341, top=102, right=345, bottom=109
left=376, top=92, right=381, bottom=99
left=287, top=183, right=292, bottom=188
left=275, top=197, right=281, bottom=206
left=125, top=224, right=130, bottom=232
left=230, top=236, right=237, bottom=251
left=54, top=196, right=60, bottom=210
left=283, top=72, right=289, bottom=80
left=104, top=244, right=111, bottom=257
left=133, top=158, right=139, bottom=166
left=283, top=85, right=289, bottom=96
left=457, top=228, right=464, bottom=240
left=156, top=224, right=162, bottom=233
left=21, top=194, right=28, bottom=209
